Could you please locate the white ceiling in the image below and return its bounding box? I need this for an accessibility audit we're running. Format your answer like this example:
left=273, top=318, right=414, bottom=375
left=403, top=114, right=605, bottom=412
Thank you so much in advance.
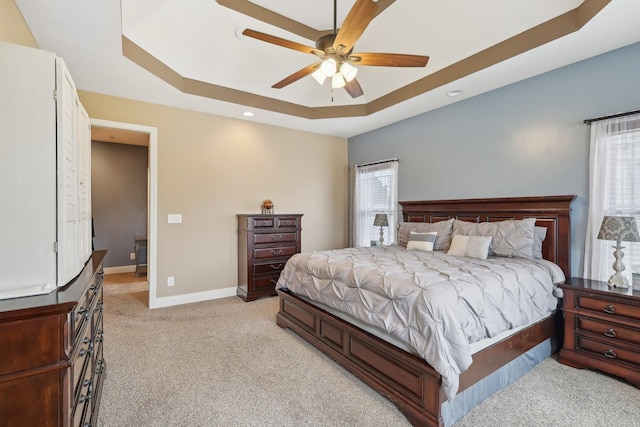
left=15, top=0, right=640, bottom=138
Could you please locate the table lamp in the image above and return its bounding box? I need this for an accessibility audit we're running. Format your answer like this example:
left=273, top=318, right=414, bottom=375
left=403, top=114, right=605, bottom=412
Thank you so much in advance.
left=597, top=216, right=640, bottom=288
left=373, top=213, right=389, bottom=245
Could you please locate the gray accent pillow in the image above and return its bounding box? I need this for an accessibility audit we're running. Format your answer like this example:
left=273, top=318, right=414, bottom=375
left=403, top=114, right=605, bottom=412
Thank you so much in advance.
left=532, top=226, right=547, bottom=259
left=397, top=218, right=454, bottom=251
left=452, top=218, right=537, bottom=259
left=407, top=231, right=437, bottom=251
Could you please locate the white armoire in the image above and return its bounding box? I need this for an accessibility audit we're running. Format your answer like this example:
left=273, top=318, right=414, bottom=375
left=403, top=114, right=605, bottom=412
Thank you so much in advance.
left=0, top=42, right=92, bottom=299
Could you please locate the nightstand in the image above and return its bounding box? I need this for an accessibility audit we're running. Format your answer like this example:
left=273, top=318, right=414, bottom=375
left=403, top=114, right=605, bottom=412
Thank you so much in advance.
left=559, top=277, right=640, bottom=387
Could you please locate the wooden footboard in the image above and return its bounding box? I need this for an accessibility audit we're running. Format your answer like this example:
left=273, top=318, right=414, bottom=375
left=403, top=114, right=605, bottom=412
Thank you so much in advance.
left=277, top=288, right=560, bottom=426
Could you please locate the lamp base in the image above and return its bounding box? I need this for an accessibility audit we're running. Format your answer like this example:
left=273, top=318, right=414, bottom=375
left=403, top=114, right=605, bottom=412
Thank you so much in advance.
left=608, top=272, right=629, bottom=288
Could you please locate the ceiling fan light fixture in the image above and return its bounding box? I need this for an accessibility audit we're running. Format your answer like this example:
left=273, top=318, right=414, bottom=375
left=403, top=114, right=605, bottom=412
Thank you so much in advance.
left=340, top=62, right=358, bottom=82
left=311, top=68, right=327, bottom=85
left=320, top=58, right=337, bottom=77
left=331, top=73, right=346, bottom=89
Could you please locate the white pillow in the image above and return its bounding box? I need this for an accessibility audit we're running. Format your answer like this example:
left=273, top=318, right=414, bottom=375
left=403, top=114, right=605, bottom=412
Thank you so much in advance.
left=447, top=235, right=492, bottom=260
left=407, top=231, right=437, bottom=252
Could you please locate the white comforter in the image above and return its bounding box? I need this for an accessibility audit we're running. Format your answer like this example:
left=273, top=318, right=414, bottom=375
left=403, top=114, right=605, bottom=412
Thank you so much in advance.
left=276, top=245, right=564, bottom=400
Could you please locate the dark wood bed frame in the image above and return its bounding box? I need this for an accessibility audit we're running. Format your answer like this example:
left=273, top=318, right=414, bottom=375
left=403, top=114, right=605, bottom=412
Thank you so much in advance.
left=276, top=195, right=575, bottom=426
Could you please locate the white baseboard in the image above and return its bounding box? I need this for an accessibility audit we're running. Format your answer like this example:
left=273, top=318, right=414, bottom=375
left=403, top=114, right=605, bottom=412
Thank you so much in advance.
left=149, top=286, right=237, bottom=309
left=104, top=265, right=136, bottom=275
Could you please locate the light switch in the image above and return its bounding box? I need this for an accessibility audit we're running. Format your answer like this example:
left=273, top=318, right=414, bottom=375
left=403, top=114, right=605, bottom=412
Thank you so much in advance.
left=168, top=214, right=182, bottom=224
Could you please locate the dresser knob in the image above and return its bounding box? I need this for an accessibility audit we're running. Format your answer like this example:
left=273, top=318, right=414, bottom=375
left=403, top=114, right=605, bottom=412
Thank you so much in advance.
left=604, top=328, right=617, bottom=338
left=603, top=304, right=616, bottom=314
left=604, top=349, right=617, bottom=359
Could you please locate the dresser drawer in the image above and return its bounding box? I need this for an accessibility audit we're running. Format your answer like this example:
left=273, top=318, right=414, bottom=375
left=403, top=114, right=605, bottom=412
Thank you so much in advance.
left=254, top=260, right=287, bottom=275
left=251, top=217, right=275, bottom=228
left=72, top=326, right=93, bottom=404
left=577, top=316, right=640, bottom=346
left=253, top=274, right=280, bottom=290
left=277, top=217, right=299, bottom=228
left=254, top=232, right=297, bottom=245
left=254, top=245, right=297, bottom=260
left=577, top=294, right=640, bottom=321
left=576, top=335, right=640, bottom=366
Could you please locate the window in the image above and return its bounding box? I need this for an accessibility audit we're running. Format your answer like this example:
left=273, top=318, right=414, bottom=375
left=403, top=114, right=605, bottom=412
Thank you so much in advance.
left=584, top=113, right=640, bottom=283
left=350, top=160, right=398, bottom=247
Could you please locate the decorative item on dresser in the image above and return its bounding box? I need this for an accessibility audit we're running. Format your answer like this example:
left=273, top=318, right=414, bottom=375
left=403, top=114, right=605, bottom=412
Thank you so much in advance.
left=0, top=250, right=107, bottom=427
left=559, top=277, right=640, bottom=387
left=237, top=214, right=302, bottom=302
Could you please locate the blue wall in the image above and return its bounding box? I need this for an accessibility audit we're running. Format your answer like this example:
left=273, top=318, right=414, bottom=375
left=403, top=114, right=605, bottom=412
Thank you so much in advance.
left=348, top=42, right=640, bottom=277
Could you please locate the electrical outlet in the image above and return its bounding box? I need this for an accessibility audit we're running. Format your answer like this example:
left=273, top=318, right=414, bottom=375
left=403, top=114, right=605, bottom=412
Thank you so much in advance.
left=167, top=276, right=174, bottom=287
left=130, top=252, right=135, bottom=260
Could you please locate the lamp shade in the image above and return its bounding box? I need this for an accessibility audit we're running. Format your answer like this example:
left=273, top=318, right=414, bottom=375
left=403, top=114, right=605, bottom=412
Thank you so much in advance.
left=373, top=213, right=389, bottom=227
left=597, top=216, right=640, bottom=242
left=311, top=68, right=327, bottom=85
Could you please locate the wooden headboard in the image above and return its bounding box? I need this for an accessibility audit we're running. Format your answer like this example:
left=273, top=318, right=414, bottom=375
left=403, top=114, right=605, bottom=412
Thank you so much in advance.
left=399, top=195, right=576, bottom=277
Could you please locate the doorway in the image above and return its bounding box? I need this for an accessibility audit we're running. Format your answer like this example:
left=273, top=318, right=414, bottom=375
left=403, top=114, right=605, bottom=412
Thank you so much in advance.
left=90, top=119, right=157, bottom=309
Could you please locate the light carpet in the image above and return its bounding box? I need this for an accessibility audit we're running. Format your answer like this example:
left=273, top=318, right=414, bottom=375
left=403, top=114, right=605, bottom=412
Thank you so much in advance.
left=98, top=274, right=640, bottom=426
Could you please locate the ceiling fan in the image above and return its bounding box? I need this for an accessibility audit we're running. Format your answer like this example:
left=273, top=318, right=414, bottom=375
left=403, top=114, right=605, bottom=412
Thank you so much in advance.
left=242, top=0, right=429, bottom=98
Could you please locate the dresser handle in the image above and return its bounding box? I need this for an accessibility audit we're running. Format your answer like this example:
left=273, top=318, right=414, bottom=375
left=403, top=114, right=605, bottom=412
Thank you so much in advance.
left=78, top=307, right=90, bottom=319
left=604, top=328, right=617, bottom=338
left=271, top=249, right=282, bottom=255
left=604, top=349, right=617, bottom=359
left=603, top=305, right=616, bottom=314
left=83, top=379, right=92, bottom=388
left=271, top=235, right=283, bottom=241
left=79, top=392, right=92, bottom=404
left=270, top=279, right=277, bottom=284
left=270, top=264, right=283, bottom=270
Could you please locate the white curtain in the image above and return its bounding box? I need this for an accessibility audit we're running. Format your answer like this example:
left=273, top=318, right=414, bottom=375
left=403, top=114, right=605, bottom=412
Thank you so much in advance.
left=584, top=113, right=640, bottom=282
left=349, top=160, right=398, bottom=248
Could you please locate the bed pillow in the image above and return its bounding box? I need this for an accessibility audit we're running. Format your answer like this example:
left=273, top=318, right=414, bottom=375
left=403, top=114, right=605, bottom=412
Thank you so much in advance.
left=452, top=218, right=537, bottom=259
left=447, top=235, right=492, bottom=260
left=407, top=231, right=438, bottom=251
left=532, top=226, right=547, bottom=259
left=397, top=218, right=454, bottom=251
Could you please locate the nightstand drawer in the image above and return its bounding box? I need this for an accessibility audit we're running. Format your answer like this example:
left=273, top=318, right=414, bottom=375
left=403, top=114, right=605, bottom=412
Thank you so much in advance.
left=577, top=316, right=640, bottom=346
left=577, top=335, right=640, bottom=366
left=254, top=232, right=297, bottom=245
left=254, top=245, right=297, bottom=259
left=577, top=295, right=640, bottom=321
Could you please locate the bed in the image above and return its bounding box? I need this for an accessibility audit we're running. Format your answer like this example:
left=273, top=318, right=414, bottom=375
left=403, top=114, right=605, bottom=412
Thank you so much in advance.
left=275, top=195, right=575, bottom=426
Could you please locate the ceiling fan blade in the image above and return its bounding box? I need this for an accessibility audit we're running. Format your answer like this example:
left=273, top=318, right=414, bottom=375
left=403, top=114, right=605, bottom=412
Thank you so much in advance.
left=344, top=78, right=364, bottom=98
left=243, top=29, right=324, bottom=57
left=349, top=53, right=429, bottom=67
left=333, top=0, right=378, bottom=54
left=272, top=63, right=321, bottom=89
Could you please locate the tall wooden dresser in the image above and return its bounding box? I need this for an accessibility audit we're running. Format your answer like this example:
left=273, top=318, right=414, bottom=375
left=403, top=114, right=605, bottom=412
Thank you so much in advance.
left=0, top=250, right=107, bottom=427
left=237, top=214, right=303, bottom=301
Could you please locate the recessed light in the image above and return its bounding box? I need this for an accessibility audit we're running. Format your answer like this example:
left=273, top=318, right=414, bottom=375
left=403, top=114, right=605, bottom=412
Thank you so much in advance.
left=242, top=111, right=254, bottom=117
left=447, top=90, right=463, bottom=97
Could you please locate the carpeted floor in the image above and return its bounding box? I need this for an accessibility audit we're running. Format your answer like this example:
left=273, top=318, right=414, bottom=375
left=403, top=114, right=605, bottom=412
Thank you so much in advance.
left=98, top=274, right=640, bottom=426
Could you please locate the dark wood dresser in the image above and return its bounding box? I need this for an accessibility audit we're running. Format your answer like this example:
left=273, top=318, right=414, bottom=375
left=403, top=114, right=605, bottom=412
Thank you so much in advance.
left=0, top=250, right=107, bottom=427
left=237, top=214, right=302, bottom=302
left=559, top=277, right=640, bottom=387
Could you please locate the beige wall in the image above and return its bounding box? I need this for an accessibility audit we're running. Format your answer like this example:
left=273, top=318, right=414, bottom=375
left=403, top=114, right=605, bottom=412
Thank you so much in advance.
left=3, top=1, right=348, bottom=299
left=0, top=0, right=37, bottom=47
left=81, top=92, right=347, bottom=297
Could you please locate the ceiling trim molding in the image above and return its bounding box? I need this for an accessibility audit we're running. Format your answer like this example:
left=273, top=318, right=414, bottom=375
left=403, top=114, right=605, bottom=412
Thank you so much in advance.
left=214, top=0, right=396, bottom=41
left=122, top=0, right=611, bottom=120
